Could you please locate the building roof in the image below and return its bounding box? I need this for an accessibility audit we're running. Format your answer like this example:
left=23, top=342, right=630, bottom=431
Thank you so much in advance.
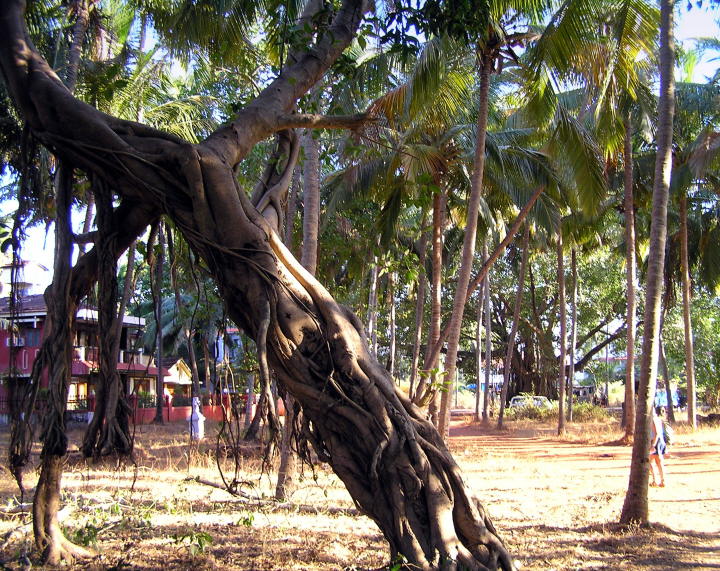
left=71, top=360, right=169, bottom=377
left=0, top=294, right=145, bottom=327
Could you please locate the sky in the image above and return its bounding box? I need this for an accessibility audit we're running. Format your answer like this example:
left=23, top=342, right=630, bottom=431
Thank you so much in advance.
left=4, top=3, right=720, bottom=293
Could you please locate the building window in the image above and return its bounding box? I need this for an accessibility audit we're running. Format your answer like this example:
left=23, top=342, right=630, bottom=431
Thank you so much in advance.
left=23, top=329, right=41, bottom=347
left=21, top=350, right=28, bottom=370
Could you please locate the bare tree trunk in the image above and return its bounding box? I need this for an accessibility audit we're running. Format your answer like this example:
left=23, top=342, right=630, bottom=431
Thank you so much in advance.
left=285, top=167, right=300, bottom=250
left=387, top=271, right=397, bottom=379
left=660, top=337, right=676, bottom=422
left=33, top=166, right=92, bottom=562
left=408, top=230, right=428, bottom=400
left=557, top=233, right=567, bottom=435
left=415, top=190, right=446, bottom=405
left=679, top=192, right=697, bottom=429
left=621, top=0, right=674, bottom=524
left=482, top=242, right=492, bottom=421
left=568, top=247, right=577, bottom=422
left=301, top=130, right=320, bottom=275
left=153, top=224, right=166, bottom=424
left=498, top=224, right=530, bottom=430
left=277, top=156, right=315, bottom=498
left=80, top=178, right=132, bottom=457
left=474, top=269, right=485, bottom=422
left=367, top=258, right=379, bottom=356
left=438, top=56, right=493, bottom=440
left=244, top=374, right=255, bottom=431
left=623, top=111, right=637, bottom=441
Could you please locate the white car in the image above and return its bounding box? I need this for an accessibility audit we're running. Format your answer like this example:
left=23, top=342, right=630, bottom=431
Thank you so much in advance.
left=508, top=395, right=553, bottom=409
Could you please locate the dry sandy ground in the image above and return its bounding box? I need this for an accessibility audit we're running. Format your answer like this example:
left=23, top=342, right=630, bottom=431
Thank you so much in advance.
left=0, top=418, right=718, bottom=570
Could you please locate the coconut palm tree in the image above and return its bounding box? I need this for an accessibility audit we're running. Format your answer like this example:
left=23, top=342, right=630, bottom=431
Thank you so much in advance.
left=620, top=0, right=675, bottom=525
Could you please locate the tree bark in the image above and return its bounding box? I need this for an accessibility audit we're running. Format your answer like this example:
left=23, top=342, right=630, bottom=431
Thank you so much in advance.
left=482, top=241, right=492, bottom=421
left=367, top=258, right=379, bottom=356
left=0, top=1, right=514, bottom=567
left=301, top=130, right=320, bottom=275
left=80, top=178, right=132, bottom=457
left=415, top=189, right=446, bottom=405
left=622, top=112, right=637, bottom=441
left=438, top=55, right=493, bottom=440
left=557, top=233, right=567, bottom=435
left=568, top=247, right=577, bottom=422
left=152, top=224, right=166, bottom=424
left=679, top=191, right=697, bottom=429
left=660, top=336, right=676, bottom=422
left=387, top=271, right=397, bottom=379
left=620, top=0, right=674, bottom=525
left=408, top=230, right=428, bottom=400
left=33, top=166, right=92, bottom=562
left=474, top=264, right=486, bottom=422
left=498, top=225, right=530, bottom=430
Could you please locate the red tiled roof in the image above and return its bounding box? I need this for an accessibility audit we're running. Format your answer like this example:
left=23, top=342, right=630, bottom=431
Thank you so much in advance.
left=71, top=360, right=169, bottom=377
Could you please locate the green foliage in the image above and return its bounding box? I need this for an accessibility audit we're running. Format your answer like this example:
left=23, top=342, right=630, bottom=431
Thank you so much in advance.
left=505, top=399, right=558, bottom=421
left=571, top=402, right=611, bottom=422
left=173, top=528, right=214, bottom=556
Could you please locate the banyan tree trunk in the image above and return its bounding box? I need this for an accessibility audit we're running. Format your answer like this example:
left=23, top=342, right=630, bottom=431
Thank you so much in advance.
left=0, top=1, right=513, bottom=567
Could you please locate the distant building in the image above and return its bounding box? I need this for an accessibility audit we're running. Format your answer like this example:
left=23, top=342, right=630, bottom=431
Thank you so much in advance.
left=0, top=257, right=50, bottom=297
left=0, top=293, right=169, bottom=423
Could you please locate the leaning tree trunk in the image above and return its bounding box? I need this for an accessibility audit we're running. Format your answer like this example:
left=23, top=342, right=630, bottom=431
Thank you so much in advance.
left=620, top=0, right=675, bottom=525
left=498, top=225, right=530, bottom=430
left=0, top=1, right=514, bottom=567
left=679, top=191, right=697, bottom=429
left=277, top=137, right=315, bottom=498
left=622, top=111, right=637, bottom=441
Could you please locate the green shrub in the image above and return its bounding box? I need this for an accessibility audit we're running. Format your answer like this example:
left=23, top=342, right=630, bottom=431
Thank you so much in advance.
left=571, top=402, right=611, bottom=422
left=505, top=402, right=558, bottom=421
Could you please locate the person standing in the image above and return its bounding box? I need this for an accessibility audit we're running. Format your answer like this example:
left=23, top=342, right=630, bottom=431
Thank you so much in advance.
left=649, top=406, right=667, bottom=487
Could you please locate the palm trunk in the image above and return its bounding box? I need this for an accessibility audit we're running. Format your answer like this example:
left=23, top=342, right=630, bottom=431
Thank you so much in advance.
left=660, top=336, right=676, bottom=422
left=300, top=130, right=320, bottom=275
left=474, top=267, right=485, bottom=422
left=498, top=224, right=531, bottom=429
left=387, top=271, right=397, bottom=379
left=65, top=0, right=88, bottom=93
left=438, top=55, right=493, bottom=439
left=482, top=241, right=492, bottom=421
left=415, top=189, right=446, bottom=404
left=408, top=230, right=428, bottom=400
left=623, top=112, right=637, bottom=440
left=557, top=233, right=567, bottom=435
left=621, top=0, right=675, bottom=524
left=679, top=192, right=697, bottom=429
left=367, top=259, right=379, bottom=356
left=153, top=225, right=166, bottom=424
left=568, top=247, right=577, bottom=422
left=277, top=149, right=318, bottom=498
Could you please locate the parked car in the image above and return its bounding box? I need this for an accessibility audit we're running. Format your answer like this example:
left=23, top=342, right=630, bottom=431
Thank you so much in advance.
left=509, top=395, right=552, bottom=409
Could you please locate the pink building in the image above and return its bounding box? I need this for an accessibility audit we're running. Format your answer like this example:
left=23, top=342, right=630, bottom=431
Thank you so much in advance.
left=0, top=294, right=166, bottom=423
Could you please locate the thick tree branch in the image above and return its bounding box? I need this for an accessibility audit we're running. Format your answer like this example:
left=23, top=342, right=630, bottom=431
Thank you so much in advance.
left=276, top=112, right=372, bottom=131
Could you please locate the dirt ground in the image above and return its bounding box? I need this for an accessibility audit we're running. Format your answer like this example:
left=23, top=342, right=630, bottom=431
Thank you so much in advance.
left=0, top=416, right=718, bottom=570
